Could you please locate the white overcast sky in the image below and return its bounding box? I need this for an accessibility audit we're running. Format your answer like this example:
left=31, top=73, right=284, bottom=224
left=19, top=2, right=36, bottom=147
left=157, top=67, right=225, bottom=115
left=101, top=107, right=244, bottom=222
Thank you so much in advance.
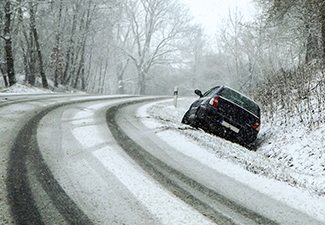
left=181, top=0, right=255, bottom=35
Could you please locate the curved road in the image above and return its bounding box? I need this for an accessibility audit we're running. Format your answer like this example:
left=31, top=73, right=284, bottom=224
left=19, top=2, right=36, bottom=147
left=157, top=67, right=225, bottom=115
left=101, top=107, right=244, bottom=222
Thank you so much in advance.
left=0, top=94, right=323, bottom=224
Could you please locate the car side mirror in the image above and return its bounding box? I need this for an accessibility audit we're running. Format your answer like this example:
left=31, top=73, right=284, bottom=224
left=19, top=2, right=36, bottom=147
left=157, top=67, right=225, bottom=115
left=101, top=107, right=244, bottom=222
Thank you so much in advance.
left=194, top=89, right=203, bottom=97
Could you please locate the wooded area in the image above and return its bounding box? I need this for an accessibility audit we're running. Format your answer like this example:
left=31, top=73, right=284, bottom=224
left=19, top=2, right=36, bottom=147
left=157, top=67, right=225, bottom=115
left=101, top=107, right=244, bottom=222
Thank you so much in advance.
left=252, top=0, right=325, bottom=127
left=1, top=0, right=325, bottom=100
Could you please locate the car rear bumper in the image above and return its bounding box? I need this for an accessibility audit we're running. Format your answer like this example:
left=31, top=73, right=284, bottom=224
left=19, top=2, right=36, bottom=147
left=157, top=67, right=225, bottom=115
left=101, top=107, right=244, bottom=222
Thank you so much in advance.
left=197, top=106, right=258, bottom=143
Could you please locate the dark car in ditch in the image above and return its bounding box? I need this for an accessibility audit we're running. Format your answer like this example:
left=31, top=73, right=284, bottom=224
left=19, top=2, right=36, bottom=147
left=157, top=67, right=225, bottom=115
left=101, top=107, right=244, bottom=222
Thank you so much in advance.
left=182, top=86, right=261, bottom=144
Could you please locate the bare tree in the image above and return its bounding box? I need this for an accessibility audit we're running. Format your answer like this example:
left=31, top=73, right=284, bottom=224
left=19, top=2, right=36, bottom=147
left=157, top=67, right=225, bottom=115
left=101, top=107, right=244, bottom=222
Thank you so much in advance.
left=254, top=0, right=324, bottom=63
left=29, top=1, right=48, bottom=88
left=217, top=7, right=247, bottom=90
left=52, top=0, right=63, bottom=88
left=120, top=0, right=193, bottom=95
left=82, top=0, right=126, bottom=94
left=60, top=0, right=98, bottom=91
left=2, top=0, right=16, bottom=86
left=0, top=1, right=9, bottom=87
left=113, top=13, right=133, bottom=94
left=0, top=0, right=199, bottom=95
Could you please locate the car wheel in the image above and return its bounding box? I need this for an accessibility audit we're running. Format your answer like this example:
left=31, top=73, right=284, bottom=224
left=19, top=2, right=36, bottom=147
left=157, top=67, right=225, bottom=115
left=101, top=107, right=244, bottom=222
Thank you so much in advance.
left=181, top=110, right=191, bottom=124
left=189, top=107, right=201, bottom=128
left=190, top=117, right=199, bottom=128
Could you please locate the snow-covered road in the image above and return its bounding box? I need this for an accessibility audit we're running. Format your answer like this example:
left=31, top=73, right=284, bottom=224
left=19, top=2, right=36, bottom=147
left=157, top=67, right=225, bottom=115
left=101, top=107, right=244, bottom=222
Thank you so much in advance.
left=37, top=97, right=217, bottom=224
left=1, top=92, right=324, bottom=224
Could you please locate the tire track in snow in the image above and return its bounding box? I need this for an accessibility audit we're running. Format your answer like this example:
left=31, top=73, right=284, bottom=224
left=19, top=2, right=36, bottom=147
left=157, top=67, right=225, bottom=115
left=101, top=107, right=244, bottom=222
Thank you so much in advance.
left=6, top=96, right=130, bottom=224
left=7, top=101, right=94, bottom=224
left=107, top=102, right=278, bottom=225
left=68, top=99, right=214, bottom=224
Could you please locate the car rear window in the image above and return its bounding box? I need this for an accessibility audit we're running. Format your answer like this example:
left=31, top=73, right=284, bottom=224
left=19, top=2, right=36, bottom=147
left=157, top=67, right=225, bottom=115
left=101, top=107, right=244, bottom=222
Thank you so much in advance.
left=219, top=88, right=260, bottom=117
left=203, top=86, right=220, bottom=97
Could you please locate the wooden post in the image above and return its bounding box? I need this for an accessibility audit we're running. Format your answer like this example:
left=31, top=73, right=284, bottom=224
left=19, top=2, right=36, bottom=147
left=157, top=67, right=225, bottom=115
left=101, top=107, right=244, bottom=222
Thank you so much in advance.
left=173, top=86, right=178, bottom=107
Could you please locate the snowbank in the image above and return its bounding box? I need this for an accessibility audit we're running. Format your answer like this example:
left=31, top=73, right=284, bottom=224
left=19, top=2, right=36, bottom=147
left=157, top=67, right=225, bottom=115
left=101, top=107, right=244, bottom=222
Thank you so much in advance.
left=138, top=97, right=325, bottom=222
left=142, top=98, right=325, bottom=197
left=0, top=83, right=53, bottom=94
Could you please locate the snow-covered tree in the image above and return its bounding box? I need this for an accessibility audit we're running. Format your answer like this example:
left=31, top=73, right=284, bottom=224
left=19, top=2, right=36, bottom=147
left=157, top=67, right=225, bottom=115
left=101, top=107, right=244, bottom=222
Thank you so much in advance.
left=117, top=0, right=194, bottom=95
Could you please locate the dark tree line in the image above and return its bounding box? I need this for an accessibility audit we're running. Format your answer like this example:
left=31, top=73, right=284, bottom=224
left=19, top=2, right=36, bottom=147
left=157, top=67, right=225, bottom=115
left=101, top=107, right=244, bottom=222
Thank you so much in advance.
left=252, top=0, right=325, bottom=127
left=257, top=0, right=325, bottom=63
left=0, top=0, right=207, bottom=95
left=0, top=0, right=120, bottom=91
left=2, top=0, right=325, bottom=105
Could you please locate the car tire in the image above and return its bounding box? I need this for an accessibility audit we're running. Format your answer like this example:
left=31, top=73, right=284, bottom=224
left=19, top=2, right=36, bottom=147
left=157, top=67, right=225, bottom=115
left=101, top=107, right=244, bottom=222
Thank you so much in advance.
left=181, top=110, right=191, bottom=124
left=190, top=107, right=201, bottom=128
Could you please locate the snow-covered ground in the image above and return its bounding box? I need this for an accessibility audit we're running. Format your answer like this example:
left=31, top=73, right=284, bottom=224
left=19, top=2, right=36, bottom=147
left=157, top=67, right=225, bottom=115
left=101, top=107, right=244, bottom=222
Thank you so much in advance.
left=0, top=75, right=85, bottom=94
left=1, top=83, right=325, bottom=223
left=137, top=98, right=325, bottom=222
left=142, top=98, right=325, bottom=196
left=0, top=82, right=53, bottom=94
left=1, top=83, right=324, bottom=196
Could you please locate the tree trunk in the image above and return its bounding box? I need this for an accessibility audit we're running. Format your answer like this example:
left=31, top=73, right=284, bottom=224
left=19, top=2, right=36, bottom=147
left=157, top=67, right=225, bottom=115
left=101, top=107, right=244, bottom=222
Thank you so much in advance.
left=29, top=2, right=48, bottom=89
left=304, top=1, right=319, bottom=63
left=63, top=2, right=79, bottom=85
left=73, top=37, right=86, bottom=89
left=4, top=0, right=16, bottom=86
left=81, top=68, right=85, bottom=90
left=117, top=59, right=129, bottom=94
left=28, top=24, right=36, bottom=86
left=137, top=66, right=146, bottom=95
left=74, top=1, right=93, bottom=90
left=320, top=1, right=325, bottom=61
left=99, top=60, right=108, bottom=93
left=17, top=0, right=31, bottom=84
left=305, top=24, right=318, bottom=63
left=3, top=76, right=9, bottom=87
left=54, top=0, right=63, bottom=87
left=0, top=65, right=9, bottom=87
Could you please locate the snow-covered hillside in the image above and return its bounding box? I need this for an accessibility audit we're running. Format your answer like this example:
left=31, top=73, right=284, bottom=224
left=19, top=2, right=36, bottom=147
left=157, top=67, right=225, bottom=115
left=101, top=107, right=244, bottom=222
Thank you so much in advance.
left=143, top=98, right=325, bottom=198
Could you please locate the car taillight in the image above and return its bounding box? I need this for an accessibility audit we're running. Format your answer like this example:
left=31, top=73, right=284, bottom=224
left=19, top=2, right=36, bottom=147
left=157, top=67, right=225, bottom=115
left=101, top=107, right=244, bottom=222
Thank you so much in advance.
left=209, top=96, right=220, bottom=108
left=252, top=119, right=261, bottom=131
